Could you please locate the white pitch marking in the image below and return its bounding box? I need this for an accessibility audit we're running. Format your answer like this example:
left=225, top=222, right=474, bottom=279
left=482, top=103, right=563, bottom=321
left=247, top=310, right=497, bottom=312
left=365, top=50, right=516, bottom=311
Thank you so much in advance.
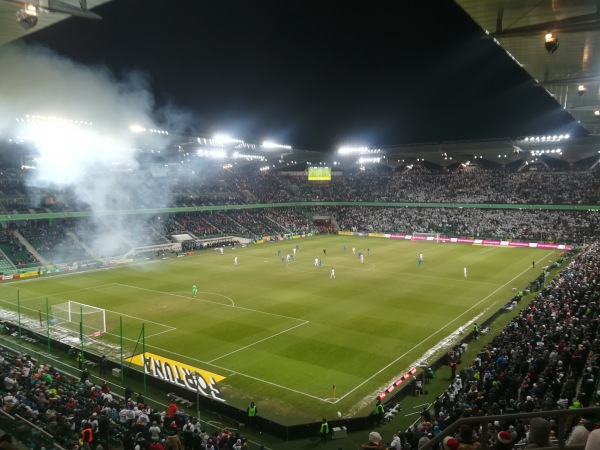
left=334, top=250, right=556, bottom=403
left=112, top=283, right=306, bottom=322
left=208, top=321, right=309, bottom=363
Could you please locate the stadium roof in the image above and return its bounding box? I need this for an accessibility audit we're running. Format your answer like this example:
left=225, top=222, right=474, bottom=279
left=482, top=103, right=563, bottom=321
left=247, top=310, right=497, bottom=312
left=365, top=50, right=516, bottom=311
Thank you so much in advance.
left=456, top=0, right=600, bottom=136
left=4, top=0, right=600, bottom=172
left=0, top=0, right=110, bottom=47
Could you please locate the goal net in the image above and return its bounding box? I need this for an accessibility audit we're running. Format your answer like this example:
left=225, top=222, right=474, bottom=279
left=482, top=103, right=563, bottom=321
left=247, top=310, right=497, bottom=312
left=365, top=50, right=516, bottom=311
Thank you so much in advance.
left=51, top=301, right=107, bottom=335
left=412, top=232, right=440, bottom=243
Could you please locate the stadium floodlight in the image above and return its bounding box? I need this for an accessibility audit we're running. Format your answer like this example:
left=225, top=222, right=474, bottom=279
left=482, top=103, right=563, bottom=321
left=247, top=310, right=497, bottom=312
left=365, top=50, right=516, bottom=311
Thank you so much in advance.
left=262, top=141, right=292, bottom=150
left=16, top=5, right=38, bottom=30
left=516, top=134, right=569, bottom=144
left=339, top=146, right=380, bottom=155
left=578, top=85, right=587, bottom=96
left=358, top=157, right=380, bottom=164
left=232, top=152, right=265, bottom=161
left=545, top=33, right=559, bottom=53
left=130, top=124, right=146, bottom=133
left=214, top=134, right=244, bottom=144
left=197, top=149, right=227, bottom=159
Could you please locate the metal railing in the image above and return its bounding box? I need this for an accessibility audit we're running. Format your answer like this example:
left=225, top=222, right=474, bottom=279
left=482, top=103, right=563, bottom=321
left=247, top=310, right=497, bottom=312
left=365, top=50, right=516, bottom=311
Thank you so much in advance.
left=420, top=407, right=600, bottom=450
left=0, top=407, right=66, bottom=450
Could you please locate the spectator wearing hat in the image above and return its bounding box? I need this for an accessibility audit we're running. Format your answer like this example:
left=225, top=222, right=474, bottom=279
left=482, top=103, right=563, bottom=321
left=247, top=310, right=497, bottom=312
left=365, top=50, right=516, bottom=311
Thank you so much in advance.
left=495, top=431, right=513, bottom=450
left=443, top=436, right=459, bottom=450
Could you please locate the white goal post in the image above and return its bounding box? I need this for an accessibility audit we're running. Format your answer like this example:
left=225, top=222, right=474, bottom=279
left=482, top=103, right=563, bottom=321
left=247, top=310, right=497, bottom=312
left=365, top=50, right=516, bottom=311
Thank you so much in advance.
left=51, top=301, right=107, bottom=333
left=412, top=232, right=441, bottom=243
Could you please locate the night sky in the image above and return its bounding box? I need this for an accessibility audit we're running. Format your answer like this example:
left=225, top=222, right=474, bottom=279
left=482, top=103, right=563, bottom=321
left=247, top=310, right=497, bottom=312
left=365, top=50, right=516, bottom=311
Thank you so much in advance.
left=22, top=0, right=585, bottom=150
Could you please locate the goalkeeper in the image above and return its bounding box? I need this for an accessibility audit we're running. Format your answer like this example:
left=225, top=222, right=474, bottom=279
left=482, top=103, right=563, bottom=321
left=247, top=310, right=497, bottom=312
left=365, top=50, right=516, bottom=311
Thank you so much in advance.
left=192, top=285, right=197, bottom=298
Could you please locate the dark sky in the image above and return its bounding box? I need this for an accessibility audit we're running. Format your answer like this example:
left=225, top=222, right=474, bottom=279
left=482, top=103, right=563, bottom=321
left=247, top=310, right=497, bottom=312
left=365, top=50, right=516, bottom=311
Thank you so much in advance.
left=23, top=0, right=585, bottom=150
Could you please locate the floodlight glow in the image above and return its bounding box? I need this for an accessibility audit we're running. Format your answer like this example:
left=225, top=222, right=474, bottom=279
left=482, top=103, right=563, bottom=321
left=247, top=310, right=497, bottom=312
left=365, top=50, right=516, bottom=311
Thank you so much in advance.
left=197, top=149, right=227, bottom=159
left=232, top=152, right=265, bottom=161
left=130, top=124, right=146, bottom=133
left=358, top=157, right=380, bottom=164
left=262, top=141, right=291, bottom=150
left=339, top=146, right=380, bottom=155
left=214, top=134, right=244, bottom=144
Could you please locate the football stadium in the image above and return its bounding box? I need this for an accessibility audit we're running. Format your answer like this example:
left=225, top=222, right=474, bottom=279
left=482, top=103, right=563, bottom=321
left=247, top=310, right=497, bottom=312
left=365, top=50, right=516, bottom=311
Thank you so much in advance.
left=0, top=1, right=600, bottom=450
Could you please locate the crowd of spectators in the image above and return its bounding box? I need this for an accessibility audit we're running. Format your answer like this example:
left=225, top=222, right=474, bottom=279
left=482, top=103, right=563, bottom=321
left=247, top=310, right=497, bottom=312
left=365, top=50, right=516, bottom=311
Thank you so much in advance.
left=0, top=167, right=595, bottom=264
left=0, top=203, right=596, bottom=266
left=17, top=223, right=90, bottom=264
left=335, top=207, right=598, bottom=244
left=0, top=167, right=599, bottom=210
left=397, top=243, right=600, bottom=450
left=0, top=345, right=253, bottom=450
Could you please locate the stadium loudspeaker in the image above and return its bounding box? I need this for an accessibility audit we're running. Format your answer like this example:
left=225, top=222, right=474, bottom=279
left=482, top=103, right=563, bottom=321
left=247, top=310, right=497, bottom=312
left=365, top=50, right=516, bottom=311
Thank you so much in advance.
left=111, top=368, right=121, bottom=378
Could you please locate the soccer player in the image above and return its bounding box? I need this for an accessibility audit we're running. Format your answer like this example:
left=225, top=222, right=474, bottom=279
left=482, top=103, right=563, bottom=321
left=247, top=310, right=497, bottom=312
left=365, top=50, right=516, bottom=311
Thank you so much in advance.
left=220, top=247, right=224, bottom=255
left=418, top=253, right=423, bottom=266
left=192, top=285, right=197, bottom=297
left=464, top=267, right=467, bottom=277
left=323, top=248, right=327, bottom=255
left=343, top=245, right=347, bottom=252
left=367, top=248, right=370, bottom=255
left=352, top=247, right=356, bottom=255
left=360, top=253, right=364, bottom=263
left=234, top=257, right=238, bottom=265
left=293, top=247, right=297, bottom=256
left=330, top=267, right=335, bottom=279
left=314, top=257, right=319, bottom=267
left=277, top=250, right=281, bottom=257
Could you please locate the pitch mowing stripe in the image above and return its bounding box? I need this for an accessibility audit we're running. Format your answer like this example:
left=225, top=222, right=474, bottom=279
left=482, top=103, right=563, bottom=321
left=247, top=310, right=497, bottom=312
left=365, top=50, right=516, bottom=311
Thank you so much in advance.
left=111, top=282, right=307, bottom=323
left=334, top=250, right=556, bottom=403
left=366, top=268, right=503, bottom=286
left=0, top=283, right=118, bottom=303
left=207, top=320, right=309, bottom=363
left=138, top=340, right=328, bottom=402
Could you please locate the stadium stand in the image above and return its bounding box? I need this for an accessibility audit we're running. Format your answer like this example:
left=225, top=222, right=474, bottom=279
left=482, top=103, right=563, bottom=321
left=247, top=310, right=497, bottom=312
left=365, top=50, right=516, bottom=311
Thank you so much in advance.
left=0, top=166, right=597, bottom=448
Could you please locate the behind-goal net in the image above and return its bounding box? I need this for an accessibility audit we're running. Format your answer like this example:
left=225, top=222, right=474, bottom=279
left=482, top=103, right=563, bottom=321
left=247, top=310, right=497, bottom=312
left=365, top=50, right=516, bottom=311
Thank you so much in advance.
left=51, top=301, right=107, bottom=335
left=412, top=232, right=441, bottom=243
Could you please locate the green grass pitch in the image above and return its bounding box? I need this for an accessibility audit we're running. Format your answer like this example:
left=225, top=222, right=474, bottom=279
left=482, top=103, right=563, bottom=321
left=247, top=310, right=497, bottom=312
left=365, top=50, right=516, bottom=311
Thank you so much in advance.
left=0, top=236, right=559, bottom=424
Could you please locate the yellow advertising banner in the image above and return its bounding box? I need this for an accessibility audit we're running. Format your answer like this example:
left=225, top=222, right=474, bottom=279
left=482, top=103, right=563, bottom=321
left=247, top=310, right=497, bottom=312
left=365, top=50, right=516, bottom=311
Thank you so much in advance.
left=125, top=352, right=226, bottom=402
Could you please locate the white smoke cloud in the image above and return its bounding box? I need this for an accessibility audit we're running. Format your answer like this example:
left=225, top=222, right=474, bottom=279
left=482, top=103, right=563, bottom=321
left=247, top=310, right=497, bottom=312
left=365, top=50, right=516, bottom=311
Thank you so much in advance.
left=0, top=42, right=176, bottom=260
